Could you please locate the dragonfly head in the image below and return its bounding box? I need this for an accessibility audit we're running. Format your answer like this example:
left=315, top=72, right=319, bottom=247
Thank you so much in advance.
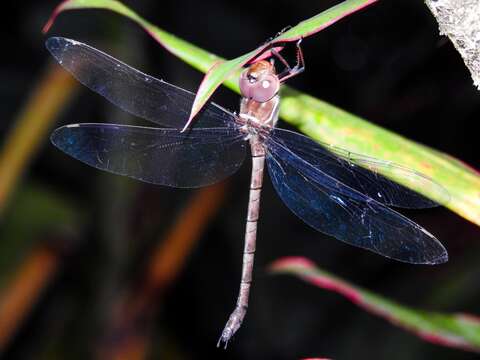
left=239, top=60, right=280, bottom=103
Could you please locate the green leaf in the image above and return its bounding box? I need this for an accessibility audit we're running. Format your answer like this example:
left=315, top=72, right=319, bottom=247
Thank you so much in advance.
left=43, top=0, right=480, bottom=226
left=44, top=0, right=379, bottom=127
left=181, top=0, right=380, bottom=127
left=270, top=257, right=480, bottom=353
left=43, top=0, right=223, bottom=74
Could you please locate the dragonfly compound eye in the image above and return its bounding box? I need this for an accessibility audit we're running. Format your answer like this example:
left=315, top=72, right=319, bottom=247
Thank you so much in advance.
left=239, top=71, right=279, bottom=103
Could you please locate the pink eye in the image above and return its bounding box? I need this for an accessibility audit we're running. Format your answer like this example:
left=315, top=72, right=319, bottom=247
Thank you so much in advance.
left=239, top=73, right=279, bottom=103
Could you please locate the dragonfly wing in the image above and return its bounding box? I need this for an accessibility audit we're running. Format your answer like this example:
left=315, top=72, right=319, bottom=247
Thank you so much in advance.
left=51, top=124, right=246, bottom=188
left=46, top=37, right=235, bottom=129
left=269, top=129, right=449, bottom=208
left=265, top=135, right=447, bottom=264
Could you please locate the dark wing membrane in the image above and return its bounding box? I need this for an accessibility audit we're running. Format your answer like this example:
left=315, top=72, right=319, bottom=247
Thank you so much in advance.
left=265, top=136, right=447, bottom=264
left=51, top=124, right=246, bottom=188
left=270, top=128, right=449, bottom=208
left=46, top=37, right=235, bottom=129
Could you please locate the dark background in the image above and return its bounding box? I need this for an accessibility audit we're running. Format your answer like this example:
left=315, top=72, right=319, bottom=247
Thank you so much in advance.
left=1, top=0, right=479, bottom=359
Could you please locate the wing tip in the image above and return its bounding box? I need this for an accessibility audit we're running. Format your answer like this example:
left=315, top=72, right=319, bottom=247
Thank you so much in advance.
left=45, top=36, right=63, bottom=53
left=410, top=242, right=448, bottom=265
left=50, top=125, right=65, bottom=148
left=426, top=249, right=449, bottom=265
left=50, top=124, right=77, bottom=149
left=46, top=36, right=81, bottom=57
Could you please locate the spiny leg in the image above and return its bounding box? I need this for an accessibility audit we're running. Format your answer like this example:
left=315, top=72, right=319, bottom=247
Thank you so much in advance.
left=262, top=25, right=293, bottom=46
left=275, top=39, right=305, bottom=82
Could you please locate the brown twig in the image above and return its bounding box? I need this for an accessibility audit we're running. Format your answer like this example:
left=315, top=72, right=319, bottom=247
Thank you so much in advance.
left=98, top=182, right=228, bottom=360
left=0, top=244, right=62, bottom=352
left=0, top=64, right=77, bottom=216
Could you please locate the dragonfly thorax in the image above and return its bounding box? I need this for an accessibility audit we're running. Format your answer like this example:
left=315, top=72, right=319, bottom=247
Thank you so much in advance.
left=237, top=95, right=280, bottom=139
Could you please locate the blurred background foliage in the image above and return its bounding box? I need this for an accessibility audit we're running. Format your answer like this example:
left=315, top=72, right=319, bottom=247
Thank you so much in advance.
left=0, top=0, right=480, bottom=359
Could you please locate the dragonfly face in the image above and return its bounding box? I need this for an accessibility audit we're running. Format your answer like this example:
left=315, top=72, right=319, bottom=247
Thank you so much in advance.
left=239, top=60, right=280, bottom=103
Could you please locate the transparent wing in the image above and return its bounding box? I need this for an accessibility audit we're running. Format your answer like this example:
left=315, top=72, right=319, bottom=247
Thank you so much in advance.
left=270, top=128, right=449, bottom=208
left=51, top=123, right=246, bottom=188
left=46, top=37, right=236, bottom=129
left=265, top=134, right=447, bottom=264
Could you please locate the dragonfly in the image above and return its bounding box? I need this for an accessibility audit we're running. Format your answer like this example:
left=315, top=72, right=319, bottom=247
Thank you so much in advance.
left=46, top=36, right=448, bottom=347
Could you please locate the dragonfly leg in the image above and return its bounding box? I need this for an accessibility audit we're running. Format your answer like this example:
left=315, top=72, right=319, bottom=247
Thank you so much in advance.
left=270, top=46, right=292, bottom=71
left=218, top=138, right=265, bottom=348
left=262, top=25, right=293, bottom=46
left=277, top=38, right=305, bottom=83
